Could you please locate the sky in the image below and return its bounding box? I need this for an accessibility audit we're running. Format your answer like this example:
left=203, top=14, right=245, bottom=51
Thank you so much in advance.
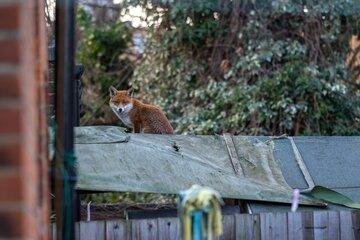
left=47, top=0, right=148, bottom=28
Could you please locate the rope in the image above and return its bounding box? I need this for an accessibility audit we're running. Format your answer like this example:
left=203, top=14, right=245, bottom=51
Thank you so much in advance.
left=179, top=185, right=223, bottom=240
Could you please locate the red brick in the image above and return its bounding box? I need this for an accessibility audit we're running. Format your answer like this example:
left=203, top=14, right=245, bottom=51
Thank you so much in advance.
left=0, top=39, right=20, bottom=64
left=0, top=5, right=20, bottom=30
left=0, top=74, right=21, bottom=98
left=0, top=209, right=36, bottom=238
left=0, top=142, right=21, bottom=167
left=0, top=1, right=50, bottom=239
left=0, top=107, right=21, bottom=134
left=0, top=173, right=22, bottom=202
left=0, top=211, right=25, bottom=237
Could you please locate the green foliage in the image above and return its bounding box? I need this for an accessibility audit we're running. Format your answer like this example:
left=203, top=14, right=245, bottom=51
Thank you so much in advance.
left=76, top=7, right=134, bottom=123
left=77, top=0, right=360, bottom=205
left=81, top=192, right=176, bottom=205
left=128, top=0, right=360, bottom=135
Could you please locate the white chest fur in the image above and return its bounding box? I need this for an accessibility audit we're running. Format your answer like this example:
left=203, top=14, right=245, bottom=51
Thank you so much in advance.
left=118, top=114, right=132, bottom=127
left=110, top=102, right=134, bottom=128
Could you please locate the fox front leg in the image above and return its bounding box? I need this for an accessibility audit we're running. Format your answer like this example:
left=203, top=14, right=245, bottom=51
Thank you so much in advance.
left=133, top=122, right=142, bottom=133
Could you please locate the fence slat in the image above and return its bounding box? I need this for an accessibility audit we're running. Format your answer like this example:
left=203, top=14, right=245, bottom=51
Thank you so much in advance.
left=235, top=213, right=260, bottom=240
left=274, top=213, right=287, bottom=240
left=52, top=211, right=357, bottom=240
left=218, top=214, right=235, bottom=240
left=157, top=218, right=180, bottom=240
left=351, top=211, right=360, bottom=240
left=328, top=211, right=340, bottom=240
left=340, top=211, right=355, bottom=240
left=253, top=214, right=261, bottom=240
left=287, top=212, right=304, bottom=240
left=106, top=220, right=130, bottom=240
left=313, top=211, right=329, bottom=240
left=75, top=222, right=80, bottom=240
left=303, top=211, right=314, bottom=239
left=79, top=221, right=105, bottom=240
left=260, top=212, right=275, bottom=240
left=52, top=223, right=57, bottom=240
left=131, top=219, right=158, bottom=240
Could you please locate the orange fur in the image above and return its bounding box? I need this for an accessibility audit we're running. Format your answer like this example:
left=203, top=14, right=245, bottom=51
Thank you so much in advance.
left=109, top=88, right=174, bottom=134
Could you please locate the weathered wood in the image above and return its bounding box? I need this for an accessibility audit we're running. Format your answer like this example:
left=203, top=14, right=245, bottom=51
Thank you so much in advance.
left=65, top=211, right=358, bottom=240
left=328, top=211, right=340, bottom=240
left=157, top=218, right=180, bottom=240
left=260, top=212, right=275, bottom=240
left=79, top=221, right=105, bottom=240
left=339, top=211, right=355, bottom=240
left=274, top=213, right=287, bottom=240
left=287, top=212, right=304, bottom=239
left=303, top=211, right=314, bottom=239
left=131, top=219, right=158, bottom=240
left=223, top=133, right=243, bottom=175
left=106, top=220, right=130, bottom=240
left=313, top=211, right=328, bottom=240
left=218, top=215, right=235, bottom=240
left=253, top=214, right=261, bottom=240
left=75, top=222, right=80, bottom=240
left=52, top=223, right=57, bottom=240
left=235, top=213, right=260, bottom=240
left=288, top=137, right=315, bottom=188
left=351, top=211, right=360, bottom=240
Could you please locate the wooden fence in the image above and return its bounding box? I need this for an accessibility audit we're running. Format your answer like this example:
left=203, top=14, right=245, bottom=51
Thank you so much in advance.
left=53, top=211, right=360, bottom=240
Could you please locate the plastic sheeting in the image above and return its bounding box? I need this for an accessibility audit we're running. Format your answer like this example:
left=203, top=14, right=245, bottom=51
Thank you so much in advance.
left=74, top=126, right=324, bottom=206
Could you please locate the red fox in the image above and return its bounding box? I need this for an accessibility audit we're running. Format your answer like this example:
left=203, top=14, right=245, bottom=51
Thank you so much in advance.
left=109, top=86, right=174, bottom=134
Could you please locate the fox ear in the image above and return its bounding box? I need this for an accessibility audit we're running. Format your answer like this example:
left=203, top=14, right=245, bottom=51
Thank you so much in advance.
left=126, top=88, right=134, bottom=97
left=109, top=86, right=118, bottom=97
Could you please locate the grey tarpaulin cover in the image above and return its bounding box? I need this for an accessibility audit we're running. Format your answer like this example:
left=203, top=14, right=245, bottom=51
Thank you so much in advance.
left=75, top=126, right=324, bottom=206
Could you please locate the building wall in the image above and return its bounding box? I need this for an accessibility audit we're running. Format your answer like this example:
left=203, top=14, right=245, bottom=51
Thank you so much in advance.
left=0, top=0, right=49, bottom=239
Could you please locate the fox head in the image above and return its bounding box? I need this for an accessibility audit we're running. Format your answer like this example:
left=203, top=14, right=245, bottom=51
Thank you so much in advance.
left=109, top=86, right=134, bottom=116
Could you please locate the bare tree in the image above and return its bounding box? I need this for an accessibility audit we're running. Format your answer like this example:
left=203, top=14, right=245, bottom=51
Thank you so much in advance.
left=45, top=0, right=55, bottom=42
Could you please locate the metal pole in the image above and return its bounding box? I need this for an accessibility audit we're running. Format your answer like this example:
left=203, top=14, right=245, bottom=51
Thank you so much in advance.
left=55, top=0, right=76, bottom=239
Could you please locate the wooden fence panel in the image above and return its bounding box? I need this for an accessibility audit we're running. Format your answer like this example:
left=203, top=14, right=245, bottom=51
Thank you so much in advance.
left=287, top=212, right=304, bottom=239
left=79, top=221, right=105, bottom=240
left=303, top=211, right=315, bottom=239
left=106, top=220, right=130, bottom=240
left=260, top=212, right=275, bottom=240
left=218, top=214, right=235, bottom=240
left=274, top=213, right=288, bottom=240
left=328, top=211, right=340, bottom=240
left=313, top=211, right=329, bottom=240
left=339, top=211, right=355, bottom=240
left=51, top=211, right=360, bottom=240
left=259, top=213, right=289, bottom=240
left=352, top=211, right=360, bottom=240
left=131, top=219, right=158, bottom=240
left=157, top=217, right=180, bottom=240
left=235, top=213, right=260, bottom=240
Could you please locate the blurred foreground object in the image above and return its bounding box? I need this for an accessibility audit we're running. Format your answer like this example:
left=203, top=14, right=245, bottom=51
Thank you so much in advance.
left=179, top=185, right=224, bottom=240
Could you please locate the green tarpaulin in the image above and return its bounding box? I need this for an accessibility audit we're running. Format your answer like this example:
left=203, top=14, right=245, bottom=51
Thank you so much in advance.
left=74, top=126, right=324, bottom=206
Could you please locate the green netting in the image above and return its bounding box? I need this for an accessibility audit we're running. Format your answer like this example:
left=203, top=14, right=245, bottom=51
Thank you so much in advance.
left=74, top=126, right=324, bottom=206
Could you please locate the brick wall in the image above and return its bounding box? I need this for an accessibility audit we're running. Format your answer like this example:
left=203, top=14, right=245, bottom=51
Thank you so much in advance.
left=0, top=0, right=49, bottom=239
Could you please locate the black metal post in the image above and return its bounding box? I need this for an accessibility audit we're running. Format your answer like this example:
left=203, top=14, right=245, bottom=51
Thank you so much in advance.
left=55, top=0, right=76, bottom=239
